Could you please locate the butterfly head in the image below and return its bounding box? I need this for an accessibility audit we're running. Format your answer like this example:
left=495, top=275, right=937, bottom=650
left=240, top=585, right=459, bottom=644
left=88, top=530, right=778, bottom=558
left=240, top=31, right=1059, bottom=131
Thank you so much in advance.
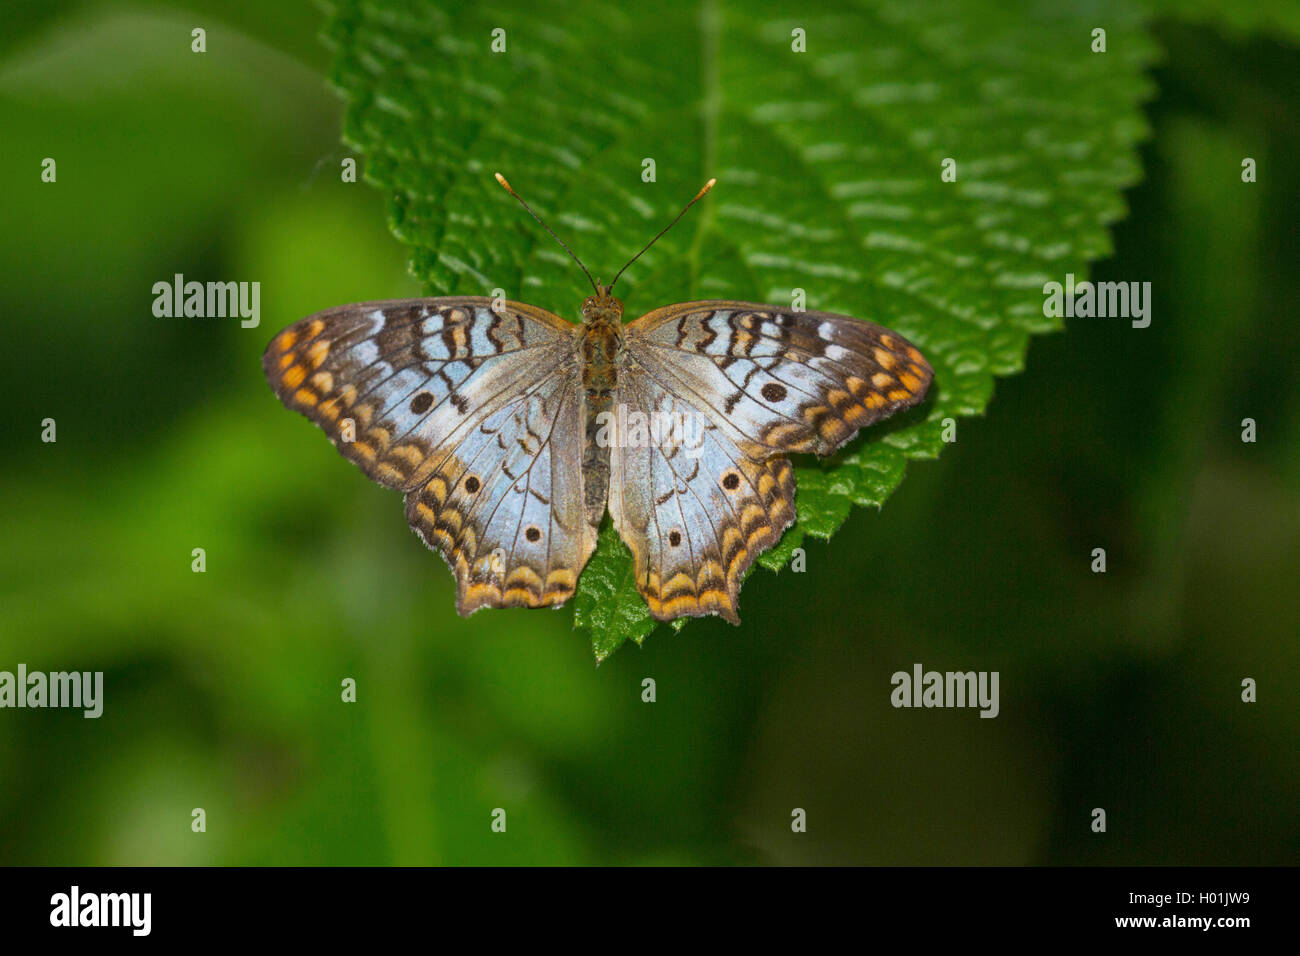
left=580, top=286, right=624, bottom=325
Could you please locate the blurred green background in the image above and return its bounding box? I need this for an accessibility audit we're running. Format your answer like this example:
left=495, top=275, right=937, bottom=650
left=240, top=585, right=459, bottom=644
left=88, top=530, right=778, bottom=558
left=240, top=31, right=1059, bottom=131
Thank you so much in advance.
left=1, top=0, right=1297, bottom=865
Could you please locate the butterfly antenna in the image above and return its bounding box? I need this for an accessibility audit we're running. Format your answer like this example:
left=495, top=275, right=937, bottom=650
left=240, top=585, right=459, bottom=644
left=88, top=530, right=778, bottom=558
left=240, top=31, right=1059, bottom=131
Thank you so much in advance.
left=494, top=173, right=599, bottom=295
left=608, top=178, right=716, bottom=292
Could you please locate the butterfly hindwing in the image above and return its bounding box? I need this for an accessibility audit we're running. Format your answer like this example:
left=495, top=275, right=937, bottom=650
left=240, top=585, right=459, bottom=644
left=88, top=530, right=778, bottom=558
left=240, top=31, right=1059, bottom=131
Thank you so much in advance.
left=606, top=369, right=796, bottom=624
left=264, top=298, right=597, bottom=614
left=624, top=301, right=933, bottom=457
left=404, top=365, right=598, bottom=615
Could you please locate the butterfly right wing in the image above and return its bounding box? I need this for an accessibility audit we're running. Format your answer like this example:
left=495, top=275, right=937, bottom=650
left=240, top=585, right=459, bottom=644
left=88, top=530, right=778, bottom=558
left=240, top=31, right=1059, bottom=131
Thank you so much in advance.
left=264, top=298, right=597, bottom=613
left=607, top=301, right=932, bottom=624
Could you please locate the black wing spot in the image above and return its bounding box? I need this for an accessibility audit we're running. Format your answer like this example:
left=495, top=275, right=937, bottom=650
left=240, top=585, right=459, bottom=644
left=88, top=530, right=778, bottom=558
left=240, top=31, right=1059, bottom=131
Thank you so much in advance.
left=761, top=383, right=787, bottom=403
left=721, top=472, right=741, bottom=491
left=524, top=525, right=542, bottom=543
left=410, top=391, right=434, bottom=414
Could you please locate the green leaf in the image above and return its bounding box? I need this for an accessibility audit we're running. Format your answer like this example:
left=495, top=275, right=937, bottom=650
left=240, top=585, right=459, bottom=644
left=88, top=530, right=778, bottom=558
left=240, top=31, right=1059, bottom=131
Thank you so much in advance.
left=324, top=0, right=1157, bottom=658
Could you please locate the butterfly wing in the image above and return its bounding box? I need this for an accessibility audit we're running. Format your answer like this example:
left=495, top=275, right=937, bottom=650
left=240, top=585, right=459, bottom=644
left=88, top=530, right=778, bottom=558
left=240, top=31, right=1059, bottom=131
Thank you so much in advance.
left=264, top=298, right=596, bottom=614
left=264, top=298, right=572, bottom=488
left=608, top=301, right=932, bottom=623
left=606, top=369, right=796, bottom=624
left=403, top=364, right=597, bottom=615
left=623, top=301, right=933, bottom=457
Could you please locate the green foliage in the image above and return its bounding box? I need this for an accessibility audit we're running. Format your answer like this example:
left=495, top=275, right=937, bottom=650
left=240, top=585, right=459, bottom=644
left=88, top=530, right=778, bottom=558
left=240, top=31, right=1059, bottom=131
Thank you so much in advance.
left=325, top=0, right=1157, bottom=656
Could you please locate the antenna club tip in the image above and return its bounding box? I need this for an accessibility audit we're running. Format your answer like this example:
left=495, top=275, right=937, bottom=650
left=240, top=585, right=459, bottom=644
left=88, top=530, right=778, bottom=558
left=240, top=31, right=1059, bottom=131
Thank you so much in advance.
left=696, top=178, right=717, bottom=200
left=494, top=172, right=512, bottom=191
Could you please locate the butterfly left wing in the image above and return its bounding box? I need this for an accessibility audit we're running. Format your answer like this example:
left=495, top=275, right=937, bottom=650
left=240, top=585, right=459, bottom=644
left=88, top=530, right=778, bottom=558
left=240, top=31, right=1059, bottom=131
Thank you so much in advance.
left=263, top=297, right=573, bottom=491
left=623, top=301, right=933, bottom=458
left=264, top=298, right=596, bottom=615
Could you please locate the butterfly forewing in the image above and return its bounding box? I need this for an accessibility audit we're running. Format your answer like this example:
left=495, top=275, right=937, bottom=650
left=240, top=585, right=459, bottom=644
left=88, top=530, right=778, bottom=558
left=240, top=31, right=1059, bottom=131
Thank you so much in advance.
left=264, top=298, right=573, bottom=488
left=625, top=301, right=933, bottom=458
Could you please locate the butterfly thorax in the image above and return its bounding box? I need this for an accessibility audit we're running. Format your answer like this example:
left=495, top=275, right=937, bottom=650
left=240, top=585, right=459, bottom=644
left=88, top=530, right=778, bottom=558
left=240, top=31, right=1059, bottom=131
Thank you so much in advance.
left=578, top=290, right=624, bottom=404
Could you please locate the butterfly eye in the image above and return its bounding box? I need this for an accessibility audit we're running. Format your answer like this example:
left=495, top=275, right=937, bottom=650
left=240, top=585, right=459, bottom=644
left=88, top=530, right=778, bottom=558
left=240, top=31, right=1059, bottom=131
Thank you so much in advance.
left=410, top=391, right=434, bottom=414
left=668, top=530, right=683, bottom=547
left=463, top=475, right=481, bottom=494
left=760, top=383, right=787, bottom=403
left=524, top=526, right=542, bottom=543
left=721, top=472, right=741, bottom=491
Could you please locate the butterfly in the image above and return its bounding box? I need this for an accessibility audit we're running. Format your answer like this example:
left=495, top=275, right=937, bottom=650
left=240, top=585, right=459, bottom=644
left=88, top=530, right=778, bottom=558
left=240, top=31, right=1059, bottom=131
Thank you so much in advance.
left=264, top=175, right=933, bottom=624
